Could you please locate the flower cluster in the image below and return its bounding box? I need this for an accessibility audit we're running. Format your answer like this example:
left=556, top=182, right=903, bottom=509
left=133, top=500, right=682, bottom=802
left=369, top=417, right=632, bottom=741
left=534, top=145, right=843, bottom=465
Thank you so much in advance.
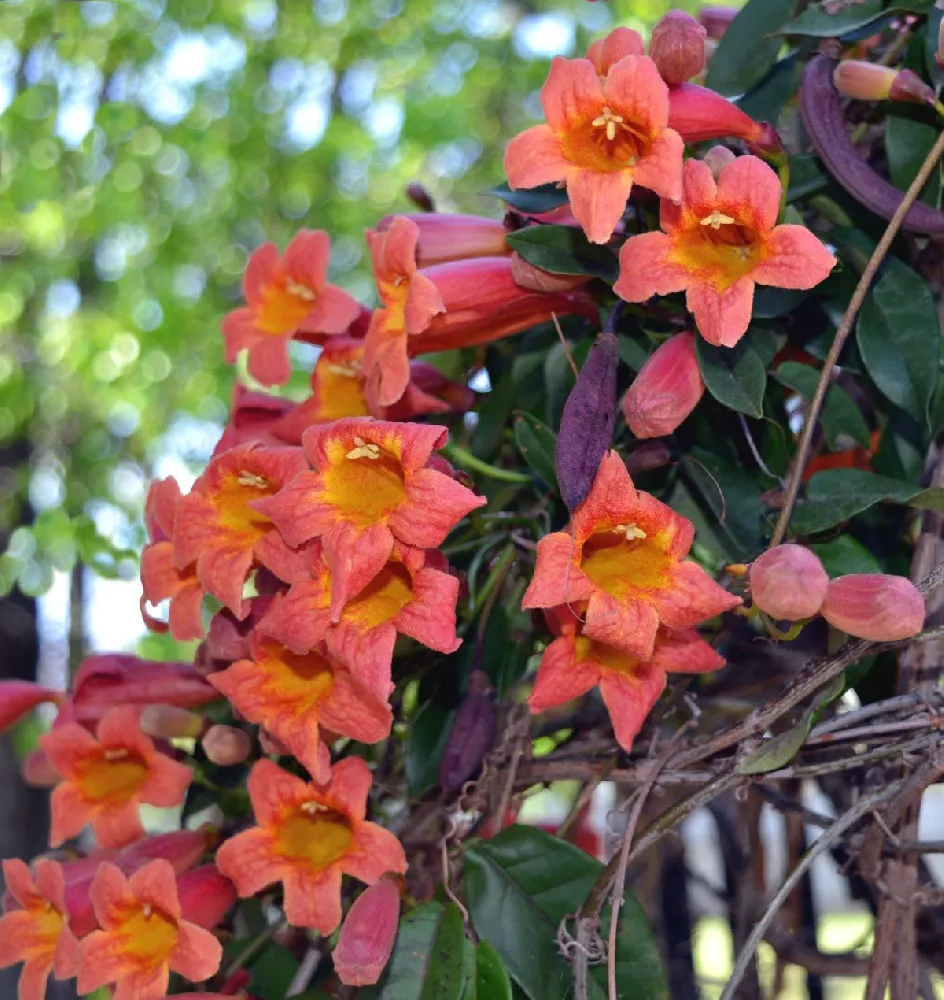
left=0, top=10, right=851, bottom=999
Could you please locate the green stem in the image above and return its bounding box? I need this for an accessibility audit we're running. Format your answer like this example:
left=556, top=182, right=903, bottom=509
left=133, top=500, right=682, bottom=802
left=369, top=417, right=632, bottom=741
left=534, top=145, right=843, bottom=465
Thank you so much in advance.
left=777, top=160, right=790, bottom=223
left=442, top=444, right=531, bottom=483
left=223, top=918, right=288, bottom=979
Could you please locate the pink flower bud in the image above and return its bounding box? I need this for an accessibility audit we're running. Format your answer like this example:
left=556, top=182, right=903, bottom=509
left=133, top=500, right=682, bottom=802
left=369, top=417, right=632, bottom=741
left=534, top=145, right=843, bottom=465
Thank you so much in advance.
left=177, top=864, right=237, bottom=929
left=749, top=544, right=829, bottom=621
left=702, top=144, right=737, bottom=181
left=0, top=681, right=60, bottom=733
left=139, top=704, right=206, bottom=740
left=698, top=5, right=738, bottom=40
left=202, top=724, right=252, bottom=766
left=650, top=10, right=707, bottom=86
left=405, top=182, right=436, bottom=213
left=820, top=574, right=925, bottom=641
left=511, top=253, right=592, bottom=293
left=625, top=440, right=672, bottom=474
left=833, top=61, right=935, bottom=106
left=21, top=748, right=59, bottom=788
left=333, top=874, right=402, bottom=986
left=113, top=828, right=213, bottom=877
left=621, top=332, right=704, bottom=439
left=375, top=213, right=509, bottom=267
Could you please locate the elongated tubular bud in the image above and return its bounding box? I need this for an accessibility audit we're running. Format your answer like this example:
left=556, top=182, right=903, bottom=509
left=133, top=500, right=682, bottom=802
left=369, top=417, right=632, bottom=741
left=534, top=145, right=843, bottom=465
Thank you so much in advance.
left=621, top=332, right=704, bottom=439
left=749, top=544, right=828, bottom=621
left=511, top=253, right=592, bottom=293
left=667, top=83, right=783, bottom=157
left=139, top=704, right=206, bottom=740
left=439, top=677, right=497, bottom=793
left=834, top=60, right=935, bottom=106
left=820, top=574, right=925, bottom=641
left=801, top=55, right=944, bottom=234
left=334, top=874, right=402, bottom=986
left=201, top=724, right=252, bottom=766
left=555, top=331, right=619, bottom=512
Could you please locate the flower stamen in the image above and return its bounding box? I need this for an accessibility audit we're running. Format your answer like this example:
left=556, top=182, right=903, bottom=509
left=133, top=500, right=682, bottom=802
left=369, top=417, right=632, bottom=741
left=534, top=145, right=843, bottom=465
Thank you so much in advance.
left=103, top=748, right=129, bottom=761
left=284, top=279, right=316, bottom=302
left=237, top=471, right=270, bottom=489
left=326, top=361, right=361, bottom=378
left=345, top=437, right=382, bottom=461
left=613, top=523, right=648, bottom=541
left=700, top=210, right=736, bottom=230
left=591, top=105, right=625, bottom=142
left=300, top=800, right=328, bottom=814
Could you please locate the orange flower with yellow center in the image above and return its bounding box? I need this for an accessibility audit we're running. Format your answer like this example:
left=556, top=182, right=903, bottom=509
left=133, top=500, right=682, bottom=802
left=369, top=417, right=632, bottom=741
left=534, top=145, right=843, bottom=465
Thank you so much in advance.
left=173, top=442, right=309, bottom=618
left=221, top=230, right=361, bottom=386
left=504, top=54, right=683, bottom=245
left=0, top=859, right=79, bottom=1000
left=40, top=706, right=193, bottom=849
left=615, top=155, right=836, bottom=347
left=259, top=542, right=460, bottom=699
left=77, top=859, right=222, bottom=1000
left=208, top=632, right=393, bottom=781
left=523, top=451, right=740, bottom=660
left=216, top=758, right=406, bottom=934
left=255, top=418, right=484, bottom=617
left=531, top=606, right=724, bottom=750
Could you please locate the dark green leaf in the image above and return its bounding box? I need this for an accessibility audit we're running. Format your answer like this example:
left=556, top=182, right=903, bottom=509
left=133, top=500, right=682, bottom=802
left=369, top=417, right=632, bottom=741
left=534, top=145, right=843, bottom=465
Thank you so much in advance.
left=617, top=336, right=651, bottom=373
left=506, top=226, right=617, bottom=282
left=810, top=535, right=883, bottom=577
left=779, top=0, right=893, bottom=37
left=471, top=941, right=513, bottom=1000
left=696, top=337, right=766, bottom=418
left=886, top=113, right=942, bottom=208
left=736, top=53, right=801, bottom=125
left=927, top=7, right=944, bottom=85
left=791, top=469, right=944, bottom=534
left=704, top=0, right=796, bottom=96
left=405, top=701, right=456, bottom=797
left=486, top=183, right=568, bottom=216
left=463, top=826, right=667, bottom=1000
left=367, top=903, right=472, bottom=1000
left=774, top=362, right=871, bottom=450
left=513, top=413, right=557, bottom=491
left=752, top=287, right=809, bottom=319
left=856, top=258, right=940, bottom=426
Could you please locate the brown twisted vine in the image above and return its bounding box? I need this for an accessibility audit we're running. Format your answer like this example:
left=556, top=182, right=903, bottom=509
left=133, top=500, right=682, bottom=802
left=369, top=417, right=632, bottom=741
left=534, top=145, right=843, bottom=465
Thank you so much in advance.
left=800, top=54, right=944, bottom=235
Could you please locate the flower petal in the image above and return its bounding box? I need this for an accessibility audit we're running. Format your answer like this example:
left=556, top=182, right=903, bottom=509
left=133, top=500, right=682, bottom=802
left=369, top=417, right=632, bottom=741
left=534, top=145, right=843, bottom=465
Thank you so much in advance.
left=215, top=828, right=283, bottom=899
left=716, top=155, right=781, bottom=233
left=243, top=243, right=279, bottom=306
left=394, top=567, right=461, bottom=655
left=323, top=756, right=372, bottom=821
left=650, top=560, right=741, bottom=630
left=93, top=800, right=146, bottom=850
left=604, top=55, right=670, bottom=134
left=246, top=333, right=293, bottom=387
left=49, top=783, right=96, bottom=848
left=283, top=867, right=342, bottom=934
left=528, top=636, right=600, bottom=713
left=541, top=56, right=605, bottom=133
left=651, top=628, right=725, bottom=674
left=282, top=230, right=330, bottom=291
left=566, top=169, right=634, bottom=245
left=344, top=823, right=408, bottom=884
left=138, top=752, right=192, bottom=809
left=521, top=532, right=593, bottom=610
left=504, top=125, right=571, bottom=191
left=128, top=860, right=181, bottom=921
left=169, top=919, right=223, bottom=984
left=390, top=468, right=486, bottom=549
left=598, top=662, right=666, bottom=751
left=686, top=278, right=754, bottom=347
left=572, top=451, right=639, bottom=537
left=630, top=127, right=683, bottom=203
left=614, top=232, right=688, bottom=303
left=752, top=225, right=836, bottom=290
left=583, top=589, right=660, bottom=660
left=248, top=758, right=308, bottom=827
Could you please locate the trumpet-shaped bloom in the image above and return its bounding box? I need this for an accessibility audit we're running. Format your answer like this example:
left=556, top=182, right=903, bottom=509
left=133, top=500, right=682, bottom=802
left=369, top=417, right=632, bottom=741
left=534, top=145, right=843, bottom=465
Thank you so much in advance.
left=259, top=543, right=460, bottom=698
left=0, top=681, right=61, bottom=735
left=209, top=633, right=392, bottom=781
left=77, top=860, right=222, bottom=1000
left=531, top=606, right=724, bottom=749
left=213, top=383, right=297, bottom=456
left=667, top=84, right=783, bottom=156
left=173, top=443, right=309, bottom=618
left=615, top=155, right=835, bottom=347
left=0, top=859, right=79, bottom=1000
left=40, top=706, right=193, bottom=849
left=504, top=55, right=684, bottom=244
left=216, top=758, right=406, bottom=934
left=254, top=419, right=484, bottom=616
left=221, top=230, right=361, bottom=386
left=522, top=451, right=740, bottom=660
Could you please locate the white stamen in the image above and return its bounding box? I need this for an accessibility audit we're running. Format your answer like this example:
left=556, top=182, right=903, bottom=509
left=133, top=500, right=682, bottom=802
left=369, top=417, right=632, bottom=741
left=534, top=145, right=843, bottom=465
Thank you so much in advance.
left=300, top=800, right=327, bottom=815
left=613, top=523, right=647, bottom=541
left=345, top=436, right=382, bottom=460
left=700, top=210, right=736, bottom=230
left=103, top=748, right=129, bottom=761
left=237, top=471, right=269, bottom=489
left=591, top=105, right=625, bottom=142
left=284, top=279, right=316, bottom=301
left=142, top=904, right=152, bottom=918
left=326, top=361, right=360, bottom=378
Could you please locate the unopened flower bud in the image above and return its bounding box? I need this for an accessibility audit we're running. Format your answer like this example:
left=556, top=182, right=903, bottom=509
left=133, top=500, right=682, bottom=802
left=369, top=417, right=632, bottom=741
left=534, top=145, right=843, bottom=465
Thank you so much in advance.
left=177, top=864, right=237, bottom=929
left=621, top=332, right=704, bottom=439
left=624, top=440, right=672, bottom=474
left=510, top=253, right=592, bottom=293
left=114, top=828, right=214, bottom=877
left=833, top=61, right=935, bottom=106
left=698, top=5, right=738, bottom=40
left=201, top=725, right=252, bottom=766
left=0, top=680, right=60, bottom=733
left=749, top=544, right=829, bottom=621
left=650, top=10, right=707, bottom=86
left=333, top=874, right=402, bottom=986
left=405, top=181, right=436, bottom=213
left=375, top=213, right=509, bottom=267
left=140, top=704, right=206, bottom=740
left=820, top=574, right=925, bottom=641
left=702, top=144, right=737, bottom=181
left=21, top=748, right=59, bottom=788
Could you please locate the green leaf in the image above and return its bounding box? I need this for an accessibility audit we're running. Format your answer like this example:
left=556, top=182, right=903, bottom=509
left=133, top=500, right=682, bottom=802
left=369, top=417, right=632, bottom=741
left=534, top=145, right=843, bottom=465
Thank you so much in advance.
left=886, top=113, right=942, bottom=209
left=463, top=826, right=667, bottom=1000
left=704, top=0, right=796, bottom=96
left=856, top=258, right=940, bottom=426
left=696, top=337, right=766, bottom=418
left=779, top=0, right=887, bottom=37
left=506, top=225, right=617, bottom=282
left=367, top=903, right=472, bottom=1000
left=405, top=701, right=456, bottom=797
left=791, top=469, right=944, bottom=534
left=486, top=182, right=568, bottom=216
left=810, top=535, right=883, bottom=577
left=513, top=414, right=557, bottom=491
left=774, top=362, right=871, bottom=450
left=469, top=941, right=514, bottom=1000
